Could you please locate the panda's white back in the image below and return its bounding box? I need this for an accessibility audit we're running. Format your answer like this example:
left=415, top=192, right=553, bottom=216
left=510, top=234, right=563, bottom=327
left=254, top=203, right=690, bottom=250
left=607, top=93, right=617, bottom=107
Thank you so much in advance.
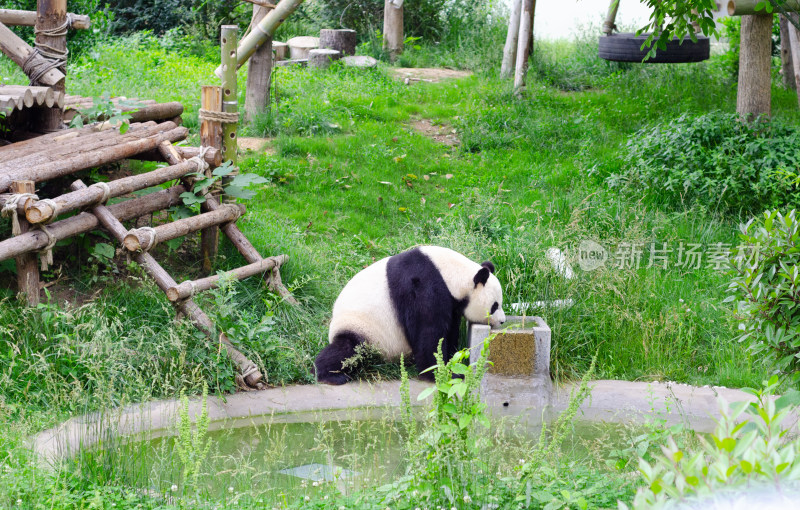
left=417, top=246, right=481, bottom=301
left=328, top=256, right=412, bottom=359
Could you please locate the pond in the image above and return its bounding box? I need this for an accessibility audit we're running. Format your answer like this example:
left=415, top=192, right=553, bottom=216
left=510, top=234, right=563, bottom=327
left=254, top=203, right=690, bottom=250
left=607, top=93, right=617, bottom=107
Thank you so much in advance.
left=72, top=407, right=638, bottom=504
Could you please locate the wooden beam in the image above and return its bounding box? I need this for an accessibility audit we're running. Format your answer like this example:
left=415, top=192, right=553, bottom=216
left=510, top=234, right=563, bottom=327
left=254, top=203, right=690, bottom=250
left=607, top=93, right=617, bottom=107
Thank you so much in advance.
left=0, top=20, right=65, bottom=86
left=167, top=256, right=288, bottom=301
left=0, top=9, right=90, bottom=29
left=123, top=203, right=245, bottom=251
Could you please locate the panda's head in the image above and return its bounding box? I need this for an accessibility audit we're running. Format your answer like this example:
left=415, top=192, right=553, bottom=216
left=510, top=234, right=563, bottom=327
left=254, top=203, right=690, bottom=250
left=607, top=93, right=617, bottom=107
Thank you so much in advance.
left=464, top=261, right=506, bottom=327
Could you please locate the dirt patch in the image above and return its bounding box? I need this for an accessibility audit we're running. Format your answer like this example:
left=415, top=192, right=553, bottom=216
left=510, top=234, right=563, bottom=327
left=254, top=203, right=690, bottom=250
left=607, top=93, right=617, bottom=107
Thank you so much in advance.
left=238, top=137, right=276, bottom=155
left=389, top=67, right=473, bottom=84
left=410, top=118, right=459, bottom=147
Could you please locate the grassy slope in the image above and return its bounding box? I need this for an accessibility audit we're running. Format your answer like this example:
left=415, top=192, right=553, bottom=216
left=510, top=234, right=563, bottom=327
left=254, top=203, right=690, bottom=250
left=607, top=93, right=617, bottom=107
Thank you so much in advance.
left=0, top=37, right=786, bottom=423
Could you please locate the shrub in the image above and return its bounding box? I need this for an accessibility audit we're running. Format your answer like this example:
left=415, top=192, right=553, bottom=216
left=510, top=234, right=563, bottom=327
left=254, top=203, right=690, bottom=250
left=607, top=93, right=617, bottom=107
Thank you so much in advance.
left=608, top=112, right=800, bottom=213
left=622, top=376, right=800, bottom=509
left=726, top=209, right=800, bottom=377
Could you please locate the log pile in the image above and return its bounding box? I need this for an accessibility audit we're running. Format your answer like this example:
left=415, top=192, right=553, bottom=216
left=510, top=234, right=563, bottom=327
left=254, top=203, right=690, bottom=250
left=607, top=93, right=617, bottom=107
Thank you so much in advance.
left=63, top=94, right=185, bottom=125
left=0, top=121, right=296, bottom=390
left=0, top=85, right=66, bottom=116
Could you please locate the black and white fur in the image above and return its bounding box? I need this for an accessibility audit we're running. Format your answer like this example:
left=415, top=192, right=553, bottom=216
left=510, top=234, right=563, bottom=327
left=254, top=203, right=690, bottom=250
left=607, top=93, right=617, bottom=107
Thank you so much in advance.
left=314, top=246, right=505, bottom=385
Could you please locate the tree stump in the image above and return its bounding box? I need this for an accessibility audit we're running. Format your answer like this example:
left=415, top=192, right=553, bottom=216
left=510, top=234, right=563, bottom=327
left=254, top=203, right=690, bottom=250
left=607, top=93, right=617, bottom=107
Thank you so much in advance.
left=320, top=29, right=357, bottom=56
left=273, top=41, right=288, bottom=61
left=287, top=36, right=319, bottom=59
left=308, top=48, right=342, bottom=69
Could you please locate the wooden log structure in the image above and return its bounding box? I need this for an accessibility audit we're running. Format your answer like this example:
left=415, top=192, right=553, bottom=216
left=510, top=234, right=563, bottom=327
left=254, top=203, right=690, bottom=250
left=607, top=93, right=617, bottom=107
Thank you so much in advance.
left=167, top=255, right=288, bottom=302
left=214, top=0, right=305, bottom=75
left=199, top=88, right=223, bottom=273
left=131, top=145, right=222, bottom=167
left=245, top=4, right=273, bottom=123
left=308, top=48, right=341, bottom=69
left=35, top=0, right=68, bottom=131
left=70, top=179, right=265, bottom=389
left=0, top=9, right=91, bottom=29
left=0, top=185, right=186, bottom=263
left=157, top=142, right=299, bottom=305
left=123, top=203, right=245, bottom=252
left=0, top=20, right=65, bottom=87
left=64, top=101, right=184, bottom=125
left=1, top=85, right=64, bottom=108
left=728, top=0, right=800, bottom=15
left=319, top=29, right=356, bottom=56
left=24, top=158, right=203, bottom=224
left=10, top=180, right=39, bottom=306
left=0, top=121, right=188, bottom=192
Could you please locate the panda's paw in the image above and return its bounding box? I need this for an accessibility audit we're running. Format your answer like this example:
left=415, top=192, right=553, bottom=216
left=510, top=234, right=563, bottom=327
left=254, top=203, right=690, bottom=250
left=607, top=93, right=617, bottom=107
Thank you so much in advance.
left=317, top=373, right=350, bottom=385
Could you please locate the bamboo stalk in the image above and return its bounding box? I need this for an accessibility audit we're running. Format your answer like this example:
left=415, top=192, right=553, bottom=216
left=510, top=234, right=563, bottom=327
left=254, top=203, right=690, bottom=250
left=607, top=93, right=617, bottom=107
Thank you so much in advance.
left=728, top=0, right=800, bottom=15
left=220, top=25, right=239, bottom=168
left=166, top=255, right=287, bottom=301
left=0, top=185, right=186, bottom=263
left=0, top=125, right=188, bottom=192
left=0, top=9, right=90, bottom=29
left=123, top=203, right=245, bottom=251
left=71, top=179, right=264, bottom=389
left=213, top=0, right=304, bottom=75
left=24, top=158, right=201, bottom=224
left=11, top=181, right=39, bottom=306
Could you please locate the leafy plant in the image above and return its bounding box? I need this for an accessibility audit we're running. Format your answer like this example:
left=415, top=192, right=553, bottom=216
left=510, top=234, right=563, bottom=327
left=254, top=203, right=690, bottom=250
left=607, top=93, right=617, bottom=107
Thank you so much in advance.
left=68, top=92, right=142, bottom=133
left=178, top=160, right=269, bottom=211
left=726, top=209, right=800, bottom=376
left=623, top=375, right=800, bottom=509
left=609, top=112, right=800, bottom=213
left=175, top=382, right=212, bottom=494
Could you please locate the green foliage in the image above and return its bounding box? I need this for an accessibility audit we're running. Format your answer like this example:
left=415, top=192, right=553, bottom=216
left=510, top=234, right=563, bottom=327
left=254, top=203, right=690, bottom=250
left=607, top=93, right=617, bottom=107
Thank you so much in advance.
left=178, top=160, right=269, bottom=212
left=68, top=92, right=142, bottom=133
left=634, top=0, right=718, bottom=61
left=609, top=112, right=800, bottom=213
left=176, top=382, right=212, bottom=493
left=623, top=376, right=800, bottom=509
left=727, top=210, right=800, bottom=376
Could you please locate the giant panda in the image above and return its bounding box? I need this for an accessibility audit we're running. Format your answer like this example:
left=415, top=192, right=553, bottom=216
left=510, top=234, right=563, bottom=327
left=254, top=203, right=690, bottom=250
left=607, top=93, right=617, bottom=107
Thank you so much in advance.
left=314, top=246, right=506, bottom=385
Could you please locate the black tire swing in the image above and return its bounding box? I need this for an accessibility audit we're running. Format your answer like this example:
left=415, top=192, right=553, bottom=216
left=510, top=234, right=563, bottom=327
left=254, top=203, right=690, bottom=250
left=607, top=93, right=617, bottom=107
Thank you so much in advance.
left=598, top=0, right=710, bottom=63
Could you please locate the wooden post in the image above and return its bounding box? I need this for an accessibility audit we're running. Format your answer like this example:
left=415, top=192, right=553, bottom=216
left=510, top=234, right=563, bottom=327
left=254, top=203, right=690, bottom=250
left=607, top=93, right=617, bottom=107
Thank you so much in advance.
left=781, top=15, right=797, bottom=90
left=383, top=0, right=404, bottom=61
left=501, top=0, right=522, bottom=79
left=737, top=13, right=773, bottom=121
left=220, top=25, right=239, bottom=168
left=11, top=180, right=39, bottom=306
left=513, top=0, right=535, bottom=93
left=244, top=5, right=273, bottom=122
left=198, top=87, right=222, bottom=273
left=35, top=0, right=67, bottom=132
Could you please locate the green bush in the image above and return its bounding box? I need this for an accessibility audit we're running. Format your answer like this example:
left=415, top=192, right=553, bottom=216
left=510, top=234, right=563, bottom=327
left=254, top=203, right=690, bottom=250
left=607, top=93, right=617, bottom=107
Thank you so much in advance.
left=727, top=210, right=800, bottom=377
left=608, top=112, right=800, bottom=213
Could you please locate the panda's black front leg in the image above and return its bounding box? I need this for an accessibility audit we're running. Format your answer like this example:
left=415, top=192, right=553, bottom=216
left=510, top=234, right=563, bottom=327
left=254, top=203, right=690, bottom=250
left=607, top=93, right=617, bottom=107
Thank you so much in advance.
left=413, top=328, right=444, bottom=382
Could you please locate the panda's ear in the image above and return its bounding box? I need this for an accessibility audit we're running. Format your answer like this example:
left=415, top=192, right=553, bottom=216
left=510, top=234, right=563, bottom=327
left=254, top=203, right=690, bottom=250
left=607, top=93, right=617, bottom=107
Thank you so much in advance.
left=481, top=261, right=495, bottom=274
left=473, top=266, right=491, bottom=287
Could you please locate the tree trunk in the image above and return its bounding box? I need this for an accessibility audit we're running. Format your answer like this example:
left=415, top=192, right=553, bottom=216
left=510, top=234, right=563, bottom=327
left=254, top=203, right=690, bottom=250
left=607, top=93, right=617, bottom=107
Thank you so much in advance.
left=501, top=0, right=522, bottom=78
left=737, top=14, right=773, bottom=121
left=787, top=14, right=800, bottom=107
left=320, top=29, right=356, bottom=56
left=244, top=4, right=273, bottom=122
left=513, top=0, right=536, bottom=92
left=780, top=15, right=796, bottom=90
left=383, top=0, right=404, bottom=61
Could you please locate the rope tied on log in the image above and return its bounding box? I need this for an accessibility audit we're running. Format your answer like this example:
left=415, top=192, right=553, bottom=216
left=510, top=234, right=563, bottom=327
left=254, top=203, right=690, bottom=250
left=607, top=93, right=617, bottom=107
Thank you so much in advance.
left=22, top=14, right=72, bottom=85
left=1, top=193, right=37, bottom=235
left=137, top=226, right=158, bottom=252
left=198, top=109, right=240, bottom=124
left=89, top=182, right=112, bottom=204
left=38, top=198, right=60, bottom=223
left=37, top=224, right=57, bottom=270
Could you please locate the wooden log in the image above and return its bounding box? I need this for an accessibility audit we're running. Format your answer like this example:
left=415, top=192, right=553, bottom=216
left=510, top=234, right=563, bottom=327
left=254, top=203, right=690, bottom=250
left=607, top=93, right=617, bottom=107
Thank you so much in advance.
left=383, top=0, right=403, bottom=61
left=71, top=179, right=264, bottom=389
left=319, top=29, right=356, bottom=56
left=167, top=255, right=288, bottom=301
left=157, top=143, right=298, bottom=305
left=35, top=0, right=67, bottom=131
left=25, top=158, right=202, bottom=224
left=273, top=41, right=288, bottom=61
left=0, top=121, right=161, bottom=171
left=0, top=121, right=155, bottom=166
left=4, top=87, right=34, bottom=107
left=200, top=87, right=223, bottom=150
left=0, top=9, right=91, bottom=29
left=123, top=203, right=245, bottom=252
left=129, top=145, right=222, bottom=167
left=0, top=21, right=65, bottom=87
left=0, top=85, right=61, bottom=107
left=245, top=4, right=273, bottom=122
left=729, top=0, right=800, bottom=15
left=125, top=102, right=185, bottom=123
left=214, top=0, right=305, bottom=75
left=11, top=181, right=39, bottom=306
left=0, top=185, right=186, bottom=263
left=0, top=125, right=188, bottom=192
left=0, top=95, right=24, bottom=113
left=737, top=13, right=773, bottom=121
left=308, top=48, right=341, bottom=69
left=781, top=15, right=797, bottom=90
left=501, top=0, right=522, bottom=78
left=275, top=58, right=307, bottom=67
left=513, top=0, right=535, bottom=93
